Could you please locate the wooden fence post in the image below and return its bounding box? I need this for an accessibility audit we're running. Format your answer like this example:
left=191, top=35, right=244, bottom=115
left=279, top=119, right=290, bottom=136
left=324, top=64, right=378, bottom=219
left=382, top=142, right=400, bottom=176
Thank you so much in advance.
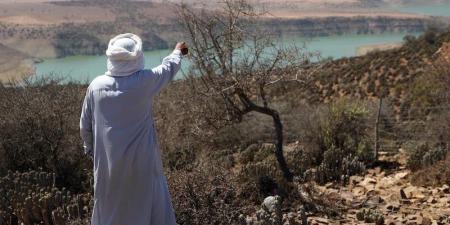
left=374, top=98, right=383, bottom=161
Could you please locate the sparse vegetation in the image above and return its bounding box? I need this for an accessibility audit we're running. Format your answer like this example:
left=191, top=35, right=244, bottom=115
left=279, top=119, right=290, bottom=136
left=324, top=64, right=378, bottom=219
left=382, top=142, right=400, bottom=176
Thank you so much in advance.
left=1, top=0, right=450, bottom=224
left=177, top=0, right=320, bottom=182
left=310, top=102, right=373, bottom=183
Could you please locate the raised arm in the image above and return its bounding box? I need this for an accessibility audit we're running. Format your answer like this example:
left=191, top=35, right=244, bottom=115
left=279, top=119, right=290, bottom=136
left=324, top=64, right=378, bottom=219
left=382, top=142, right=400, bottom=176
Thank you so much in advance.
left=148, top=42, right=187, bottom=94
left=80, top=88, right=94, bottom=159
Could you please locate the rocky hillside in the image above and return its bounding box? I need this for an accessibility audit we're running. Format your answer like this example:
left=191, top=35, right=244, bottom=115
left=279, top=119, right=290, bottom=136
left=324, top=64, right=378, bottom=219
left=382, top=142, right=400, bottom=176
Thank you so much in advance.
left=297, top=29, right=450, bottom=117
left=242, top=150, right=450, bottom=225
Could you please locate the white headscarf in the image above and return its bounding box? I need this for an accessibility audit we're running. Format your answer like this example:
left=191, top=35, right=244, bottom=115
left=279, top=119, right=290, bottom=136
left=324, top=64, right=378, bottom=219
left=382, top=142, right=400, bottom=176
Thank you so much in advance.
left=105, top=33, right=145, bottom=77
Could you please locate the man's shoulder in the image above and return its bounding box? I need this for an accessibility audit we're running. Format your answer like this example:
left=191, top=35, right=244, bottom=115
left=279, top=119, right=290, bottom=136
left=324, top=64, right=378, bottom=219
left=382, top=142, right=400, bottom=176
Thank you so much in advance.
left=88, top=75, right=112, bottom=90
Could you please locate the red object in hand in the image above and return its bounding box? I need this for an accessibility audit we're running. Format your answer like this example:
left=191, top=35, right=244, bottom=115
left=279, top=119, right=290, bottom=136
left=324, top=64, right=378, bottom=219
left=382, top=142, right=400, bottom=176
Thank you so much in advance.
left=176, top=42, right=189, bottom=55
left=181, top=47, right=189, bottom=55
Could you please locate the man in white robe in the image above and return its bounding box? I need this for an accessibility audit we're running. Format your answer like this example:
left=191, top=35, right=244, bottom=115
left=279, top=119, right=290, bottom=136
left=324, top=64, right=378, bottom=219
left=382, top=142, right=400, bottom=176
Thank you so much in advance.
left=80, top=33, right=186, bottom=225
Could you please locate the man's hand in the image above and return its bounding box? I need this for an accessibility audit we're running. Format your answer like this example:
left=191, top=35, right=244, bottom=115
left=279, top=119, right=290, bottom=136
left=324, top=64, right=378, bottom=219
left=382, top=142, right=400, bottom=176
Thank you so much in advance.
left=175, top=42, right=189, bottom=55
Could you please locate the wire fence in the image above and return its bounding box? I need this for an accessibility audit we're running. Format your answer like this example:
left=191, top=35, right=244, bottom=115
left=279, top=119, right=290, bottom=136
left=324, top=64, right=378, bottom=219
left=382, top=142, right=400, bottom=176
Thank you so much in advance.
left=374, top=98, right=450, bottom=154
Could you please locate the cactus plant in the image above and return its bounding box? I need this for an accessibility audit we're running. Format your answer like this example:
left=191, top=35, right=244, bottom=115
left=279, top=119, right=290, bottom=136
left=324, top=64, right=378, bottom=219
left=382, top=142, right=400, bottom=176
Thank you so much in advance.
left=0, top=170, right=92, bottom=225
left=356, top=208, right=384, bottom=225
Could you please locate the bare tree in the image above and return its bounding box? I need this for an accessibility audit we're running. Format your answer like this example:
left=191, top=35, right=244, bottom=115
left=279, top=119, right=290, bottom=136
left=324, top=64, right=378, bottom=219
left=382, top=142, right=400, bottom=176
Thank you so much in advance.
left=177, top=0, right=317, bottom=181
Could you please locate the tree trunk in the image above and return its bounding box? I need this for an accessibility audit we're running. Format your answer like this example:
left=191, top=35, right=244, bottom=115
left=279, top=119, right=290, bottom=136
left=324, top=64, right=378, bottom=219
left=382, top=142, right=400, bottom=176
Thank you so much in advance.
left=238, top=92, right=294, bottom=181
left=270, top=110, right=294, bottom=182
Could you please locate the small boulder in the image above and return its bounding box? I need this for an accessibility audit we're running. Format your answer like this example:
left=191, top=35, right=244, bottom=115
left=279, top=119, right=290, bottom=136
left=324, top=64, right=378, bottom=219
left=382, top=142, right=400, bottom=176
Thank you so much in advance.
left=262, top=195, right=281, bottom=213
left=394, top=171, right=409, bottom=180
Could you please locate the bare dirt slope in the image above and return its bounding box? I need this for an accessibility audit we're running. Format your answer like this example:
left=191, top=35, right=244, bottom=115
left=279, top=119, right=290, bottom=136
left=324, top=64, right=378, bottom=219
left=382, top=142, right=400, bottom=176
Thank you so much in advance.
left=0, top=44, right=33, bottom=82
left=0, top=1, right=116, bottom=25
left=0, top=1, right=179, bottom=25
left=165, top=0, right=427, bottom=19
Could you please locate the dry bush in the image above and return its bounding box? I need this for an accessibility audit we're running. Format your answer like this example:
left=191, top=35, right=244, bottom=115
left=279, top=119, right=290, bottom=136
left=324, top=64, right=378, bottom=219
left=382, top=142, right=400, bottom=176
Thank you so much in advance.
left=0, top=77, right=90, bottom=191
left=154, top=81, right=204, bottom=172
left=410, top=151, right=450, bottom=187
left=167, top=167, right=244, bottom=225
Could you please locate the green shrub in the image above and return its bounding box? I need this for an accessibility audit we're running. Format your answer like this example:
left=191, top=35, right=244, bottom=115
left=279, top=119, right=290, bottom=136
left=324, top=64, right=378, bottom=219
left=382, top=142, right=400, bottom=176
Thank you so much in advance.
left=299, top=100, right=375, bottom=184
left=407, top=142, right=448, bottom=171
left=315, top=101, right=374, bottom=184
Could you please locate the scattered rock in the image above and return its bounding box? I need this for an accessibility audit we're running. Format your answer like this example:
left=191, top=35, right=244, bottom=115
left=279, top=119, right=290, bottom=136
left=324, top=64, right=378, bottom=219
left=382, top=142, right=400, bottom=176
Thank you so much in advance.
left=400, top=189, right=408, bottom=199
left=364, top=195, right=385, bottom=208
left=385, top=203, right=400, bottom=212
left=339, top=191, right=355, bottom=204
left=403, top=186, right=425, bottom=199
left=377, top=176, right=397, bottom=189
left=262, top=196, right=280, bottom=213
left=242, top=151, right=450, bottom=224
left=394, top=171, right=409, bottom=180
left=439, top=185, right=450, bottom=194
left=307, top=217, right=329, bottom=225
left=422, top=217, right=432, bottom=225
left=349, top=175, right=364, bottom=186
left=360, top=177, right=377, bottom=186
left=351, top=186, right=365, bottom=196
left=427, top=197, right=437, bottom=204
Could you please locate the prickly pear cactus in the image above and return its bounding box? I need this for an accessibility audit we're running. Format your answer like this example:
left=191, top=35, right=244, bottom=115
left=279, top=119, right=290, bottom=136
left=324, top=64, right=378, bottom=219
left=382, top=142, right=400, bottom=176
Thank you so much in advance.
left=313, top=147, right=366, bottom=184
left=0, top=170, right=92, bottom=225
left=356, top=208, right=384, bottom=225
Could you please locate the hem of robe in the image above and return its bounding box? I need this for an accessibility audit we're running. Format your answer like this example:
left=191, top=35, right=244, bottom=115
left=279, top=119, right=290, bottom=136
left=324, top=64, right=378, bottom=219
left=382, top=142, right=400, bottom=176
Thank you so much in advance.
left=91, top=174, right=178, bottom=225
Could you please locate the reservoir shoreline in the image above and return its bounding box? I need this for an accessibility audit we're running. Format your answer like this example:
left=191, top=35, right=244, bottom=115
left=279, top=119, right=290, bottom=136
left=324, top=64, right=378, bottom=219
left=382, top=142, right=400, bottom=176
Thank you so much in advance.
left=32, top=31, right=420, bottom=82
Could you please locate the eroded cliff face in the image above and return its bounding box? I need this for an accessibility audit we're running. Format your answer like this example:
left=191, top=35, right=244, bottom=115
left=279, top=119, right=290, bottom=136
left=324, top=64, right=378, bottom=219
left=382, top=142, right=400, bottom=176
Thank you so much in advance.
left=0, top=22, right=170, bottom=58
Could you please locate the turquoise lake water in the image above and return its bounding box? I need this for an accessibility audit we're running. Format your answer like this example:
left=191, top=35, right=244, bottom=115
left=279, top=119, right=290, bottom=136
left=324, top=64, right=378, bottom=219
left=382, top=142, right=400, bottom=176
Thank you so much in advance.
left=32, top=1, right=450, bottom=82
left=34, top=32, right=418, bottom=82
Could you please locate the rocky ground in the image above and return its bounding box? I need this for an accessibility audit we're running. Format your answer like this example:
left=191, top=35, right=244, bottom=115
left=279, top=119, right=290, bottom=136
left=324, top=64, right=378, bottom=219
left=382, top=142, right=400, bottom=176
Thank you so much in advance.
left=245, top=150, right=450, bottom=225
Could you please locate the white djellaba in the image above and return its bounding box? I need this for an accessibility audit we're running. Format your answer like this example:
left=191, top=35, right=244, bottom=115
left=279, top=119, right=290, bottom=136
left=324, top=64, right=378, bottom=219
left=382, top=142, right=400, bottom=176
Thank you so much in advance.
left=80, top=33, right=182, bottom=225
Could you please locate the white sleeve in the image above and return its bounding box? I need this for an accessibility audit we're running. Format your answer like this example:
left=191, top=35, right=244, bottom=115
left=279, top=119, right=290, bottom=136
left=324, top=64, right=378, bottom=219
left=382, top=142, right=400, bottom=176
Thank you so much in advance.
left=80, top=88, right=94, bottom=159
left=148, top=49, right=182, bottom=94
